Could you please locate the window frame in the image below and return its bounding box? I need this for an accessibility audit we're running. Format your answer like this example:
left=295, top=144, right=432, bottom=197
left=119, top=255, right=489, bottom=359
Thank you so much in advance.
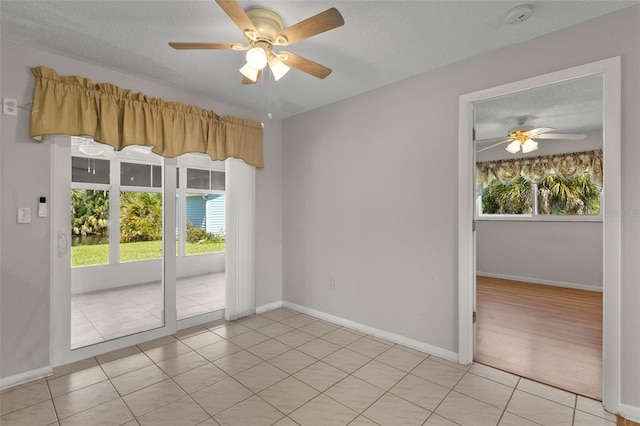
left=475, top=178, right=604, bottom=222
left=175, top=160, right=226, bottom=258
left=71, top=151, right=226, bottom=267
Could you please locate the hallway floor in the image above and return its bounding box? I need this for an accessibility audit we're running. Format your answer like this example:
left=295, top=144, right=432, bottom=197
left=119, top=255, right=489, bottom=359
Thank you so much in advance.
left=71, top=272, right=225, bottom=349
left=1, top=308, right=616, bottom=425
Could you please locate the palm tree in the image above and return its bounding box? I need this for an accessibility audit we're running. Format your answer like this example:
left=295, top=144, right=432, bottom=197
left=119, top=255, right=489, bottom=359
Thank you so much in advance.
left=482, top=177, right=532, bottom=214
left=481, top=174, right=600, bottom=215
left=71, top=189, right=109, bottom=236
left=120, top=192, right=163, bottom=242
left=538, top=174, right=600, bottom=215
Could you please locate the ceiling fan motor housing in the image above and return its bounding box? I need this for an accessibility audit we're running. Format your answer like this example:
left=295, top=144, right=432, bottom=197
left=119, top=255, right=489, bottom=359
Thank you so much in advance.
left=246, top=8, right=285, bottom=45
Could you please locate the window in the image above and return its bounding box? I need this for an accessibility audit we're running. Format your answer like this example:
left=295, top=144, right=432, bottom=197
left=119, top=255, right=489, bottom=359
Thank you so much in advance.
left=179, top=166, right=226, bottom=256
left=71, top=157, right=110, bottom=267
left=480, top=173, right=601, bottom=216
left=71, top=153, right=225, bottom=267
left=119, top=161, right=163, bottom=262
left=476, top=150, right=602, bottom=220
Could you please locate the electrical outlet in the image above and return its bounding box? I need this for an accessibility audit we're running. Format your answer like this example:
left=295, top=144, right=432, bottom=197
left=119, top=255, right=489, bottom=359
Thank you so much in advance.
left=3, top=98, right=18, bottom=116
left=330, top=277, right=337, bottom=289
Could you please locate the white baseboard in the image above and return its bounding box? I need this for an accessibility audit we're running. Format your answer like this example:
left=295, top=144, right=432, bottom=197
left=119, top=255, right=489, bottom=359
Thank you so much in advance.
left=0, top=366, right=53, bottom=391
left=620, top=403, right=640, bottom=423
left=256, top=300, right=283, bottom=314
left=282, top=301, right=458, bottom=363
left=476, top=271, right=602, bottom=292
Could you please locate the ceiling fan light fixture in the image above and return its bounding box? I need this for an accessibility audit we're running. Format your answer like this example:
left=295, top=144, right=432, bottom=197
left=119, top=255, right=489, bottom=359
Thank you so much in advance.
left=521, top=138, right=539, bottom=153
left=505, top=140, right=521, bottom=154
left=268, top=54, right=290, bottom=81
left=239, top=63, right=259, bottom=82
left=246, top=46, right=268, bottom=70
left=78, top=140, right=105, bottom=156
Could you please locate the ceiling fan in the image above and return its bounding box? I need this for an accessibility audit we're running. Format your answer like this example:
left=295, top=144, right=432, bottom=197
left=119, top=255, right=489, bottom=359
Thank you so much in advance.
left=476, top=118, right=587, bottom=154
left=169, top=0, right=344, bottom=84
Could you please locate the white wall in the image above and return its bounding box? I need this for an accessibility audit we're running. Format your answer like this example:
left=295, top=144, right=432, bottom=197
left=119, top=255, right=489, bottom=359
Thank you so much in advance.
left=282, top=5, right=640, bottom=410
left=0, top=39, right=283, bottom=380
left=475, top=131, right=604, bottom=290
left=71, top=253, right=226, bottom=294
left=476, top=221, right=603, bottom=290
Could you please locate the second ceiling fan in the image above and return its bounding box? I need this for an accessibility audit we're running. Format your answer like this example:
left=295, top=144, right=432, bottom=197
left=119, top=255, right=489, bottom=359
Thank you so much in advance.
left=169, top=0, right=345, bottom=84
left=476, top=118, right=587, bottom=154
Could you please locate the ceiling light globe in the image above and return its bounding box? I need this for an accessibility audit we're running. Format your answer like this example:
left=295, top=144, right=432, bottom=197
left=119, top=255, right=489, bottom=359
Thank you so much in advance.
left=239, top=63, right=259, bottom=82
left=505, top=140, right=521, bottom=154
left=246, top=47, right=267, bottom=70
left=522, top=139, right=538, bottom=153
left=78, top=141, right=105, bottom=156
left=268, top=54, right=290, bottom=81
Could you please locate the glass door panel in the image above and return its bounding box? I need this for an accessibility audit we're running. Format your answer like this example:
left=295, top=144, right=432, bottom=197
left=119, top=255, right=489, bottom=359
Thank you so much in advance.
left=70, top=143, right=165, bottom=349
left=176, top=156, right=226, bottom=320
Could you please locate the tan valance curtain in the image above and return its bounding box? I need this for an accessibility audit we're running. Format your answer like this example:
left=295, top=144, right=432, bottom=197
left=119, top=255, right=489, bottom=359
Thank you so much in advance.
left=30, top=66, right=264, bottom=168
left=476, top=149, right=603, bottom=188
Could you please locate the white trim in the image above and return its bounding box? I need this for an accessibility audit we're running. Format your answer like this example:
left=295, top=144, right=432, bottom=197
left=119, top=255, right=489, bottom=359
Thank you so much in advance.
left=162, top=157, right=178, bottom=335
left=477, top=216, right=602, bottom=223
left=458, top=57, right=622, bottom=412
left=0, top=366, right=53, bottom=391
left=51, top=136, right=175, bottom=367
left=283, top=302, right=458, bottom=363
left=256, top=301, right=283, bottom=314
left=458, top=98, right=475, bottom=366
left=476, top=272, right=602, bottom=293
left=601, top=56, right=622, bottom=415
left=619, top=404, right=640, bottom=424
left=178, top=309, right=225, bottom=329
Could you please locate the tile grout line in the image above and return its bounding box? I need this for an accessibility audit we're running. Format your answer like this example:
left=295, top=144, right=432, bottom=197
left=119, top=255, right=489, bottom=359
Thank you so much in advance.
left=15, top=307, right=606, bottom=426
left=44, top=374, right=61, bottom=425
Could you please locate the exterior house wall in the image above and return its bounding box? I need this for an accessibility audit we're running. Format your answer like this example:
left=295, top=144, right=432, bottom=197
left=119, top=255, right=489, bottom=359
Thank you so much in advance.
left=206, top=195, right=225, bottom=236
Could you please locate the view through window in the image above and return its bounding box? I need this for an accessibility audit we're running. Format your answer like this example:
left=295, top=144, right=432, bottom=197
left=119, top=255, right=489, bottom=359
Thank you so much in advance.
left=480, top=172, right=601, bottom=216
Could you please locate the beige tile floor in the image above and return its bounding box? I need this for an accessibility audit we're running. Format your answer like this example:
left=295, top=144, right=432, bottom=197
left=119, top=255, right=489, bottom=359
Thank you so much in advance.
left=72, top=273, right=225, bottom=349
left=1, top=308, right=616, bottom=426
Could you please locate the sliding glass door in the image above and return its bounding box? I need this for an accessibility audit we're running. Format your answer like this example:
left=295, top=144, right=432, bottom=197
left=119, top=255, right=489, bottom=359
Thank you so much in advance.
left=50, top=136, right=227, bottom=366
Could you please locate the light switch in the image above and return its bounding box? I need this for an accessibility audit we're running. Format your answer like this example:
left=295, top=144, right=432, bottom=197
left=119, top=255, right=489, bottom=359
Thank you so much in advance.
left=17, top=207, right=31, bottom=224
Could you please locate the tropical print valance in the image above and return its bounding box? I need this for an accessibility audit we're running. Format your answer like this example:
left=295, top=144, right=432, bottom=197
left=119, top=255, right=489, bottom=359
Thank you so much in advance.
left=30, top=66, right=264, bottom=168
left=476, top=149, right=603, bottom=188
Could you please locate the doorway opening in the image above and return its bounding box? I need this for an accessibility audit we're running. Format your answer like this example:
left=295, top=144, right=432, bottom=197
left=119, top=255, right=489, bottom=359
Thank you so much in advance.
left=471, top=75, right=604, bottom=399
left=458, top=57, right=621, bottom=412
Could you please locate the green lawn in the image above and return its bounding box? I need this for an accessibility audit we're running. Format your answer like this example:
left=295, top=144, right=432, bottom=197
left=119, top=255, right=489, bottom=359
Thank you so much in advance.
left=72, top=241, right=225, bottom=267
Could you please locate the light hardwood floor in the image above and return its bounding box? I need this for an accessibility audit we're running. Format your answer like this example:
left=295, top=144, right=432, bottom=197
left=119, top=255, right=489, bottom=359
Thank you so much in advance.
left=474, top=276, right=603, bottom=401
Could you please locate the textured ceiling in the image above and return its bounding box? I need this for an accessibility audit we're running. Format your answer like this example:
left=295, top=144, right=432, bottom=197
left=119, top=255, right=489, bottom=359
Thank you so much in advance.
left=1, top=1, right=636, bottom=121
left=475, top=74, right=604, bottom=140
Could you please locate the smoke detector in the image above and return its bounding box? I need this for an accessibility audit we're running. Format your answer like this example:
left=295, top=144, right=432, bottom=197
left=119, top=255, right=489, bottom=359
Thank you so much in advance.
left=504, top=5, right=533, bottom=25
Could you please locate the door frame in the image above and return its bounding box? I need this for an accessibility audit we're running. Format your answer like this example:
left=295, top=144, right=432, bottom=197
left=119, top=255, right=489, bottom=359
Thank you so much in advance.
left=457, top=57, right=621, bottom=412
left=50, top=135, right=181, bottom=366
left=49, top=136, right=235, bottom=366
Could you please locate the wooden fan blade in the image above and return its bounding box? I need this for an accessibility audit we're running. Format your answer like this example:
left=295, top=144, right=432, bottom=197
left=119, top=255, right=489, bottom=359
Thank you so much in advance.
left=169, top=42, right=241, bottom=50
left=279, top=51, right=331, bottom=79
left=242, top=69, right=262, bottom=85
left=536, top=133, right=587, bottom=140
left=476, top=139, right=511, bottom=153
left=276, top=8, right=344, bottom=45
left=215, top=0, right=257, bottom=33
